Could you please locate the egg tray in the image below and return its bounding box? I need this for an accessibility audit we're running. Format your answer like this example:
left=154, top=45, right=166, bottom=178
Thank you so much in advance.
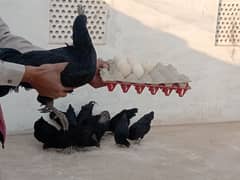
left=103, top=81, right=191, bottom=97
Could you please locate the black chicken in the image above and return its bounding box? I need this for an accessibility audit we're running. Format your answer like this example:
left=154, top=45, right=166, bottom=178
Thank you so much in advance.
left=34, top=102, right=110, bottom=149
left=49, top=104, right=77, bottom=129
left=76, top=101, right=110, bottom=142
left=34, top=117, right=71, bottom=149
left=76, top=101, right=96, bottom=125
left=34, top=114, right=100, bottom=149
left=84, top=111, right=111, bottom=142
left=112, top=112, right=130, bottom=147
left=128, top=111, right=154, bottom=141
left=65, top=104, right=77, bottom=127
left=110, top=108, right=138, bottom=132
left=110, top=108, right=138, bottom=147
left=0, top=5, right=97, bottom=131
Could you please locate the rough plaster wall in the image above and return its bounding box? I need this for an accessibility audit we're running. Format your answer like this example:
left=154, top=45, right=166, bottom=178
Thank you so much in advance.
left=0, top=0, right=240, bottom=133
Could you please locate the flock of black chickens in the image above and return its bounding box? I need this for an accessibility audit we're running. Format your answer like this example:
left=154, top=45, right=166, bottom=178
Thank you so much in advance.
left=34, top=101, right=154, bottom=149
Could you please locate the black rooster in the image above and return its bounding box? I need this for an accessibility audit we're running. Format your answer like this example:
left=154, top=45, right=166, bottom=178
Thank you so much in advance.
left=0, top=5, right=97, bottom=131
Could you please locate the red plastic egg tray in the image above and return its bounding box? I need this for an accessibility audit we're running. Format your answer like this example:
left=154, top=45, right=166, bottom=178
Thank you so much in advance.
left=104, top=81, right=191, bottom=97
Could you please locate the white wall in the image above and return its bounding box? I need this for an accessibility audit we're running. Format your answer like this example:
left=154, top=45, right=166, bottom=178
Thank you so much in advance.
left=1, top=0, right=240, bottom=133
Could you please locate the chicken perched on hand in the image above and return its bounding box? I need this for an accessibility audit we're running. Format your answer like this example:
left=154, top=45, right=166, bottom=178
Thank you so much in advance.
left=0, top=5, right=101, bottom=130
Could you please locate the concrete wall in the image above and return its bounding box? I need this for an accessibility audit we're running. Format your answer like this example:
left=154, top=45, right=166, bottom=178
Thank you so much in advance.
left=1, top=0, right=240, bottom=133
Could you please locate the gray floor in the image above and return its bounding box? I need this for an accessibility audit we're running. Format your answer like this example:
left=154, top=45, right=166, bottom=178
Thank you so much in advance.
left=1, top=123, right=240, bottom=180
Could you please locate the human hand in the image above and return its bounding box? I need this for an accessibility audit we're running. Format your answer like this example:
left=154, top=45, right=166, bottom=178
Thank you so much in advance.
left=96, top=58, right=109, bottom=69
left=22, top=63, right=74, bottom=99
left=89, top=59, right=109, bottom=88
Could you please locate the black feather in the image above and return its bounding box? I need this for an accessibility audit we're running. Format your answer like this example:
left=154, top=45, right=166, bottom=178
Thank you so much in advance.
left=65, top=104, right=77, bottom=127
left=34, top=117, right=71, bottom=149
left=49, top=111, right=65, bottom=129
left=76, top=101, right=96, bottom=126
left=110, top=108, right=138, bottom=132
left=34, top=116, right=99, bottom=149
left=92, top=111, right=111, bottom=141
left=113, top=112, right=130, bottom=147
left=128, top=111, right=154, bottom=140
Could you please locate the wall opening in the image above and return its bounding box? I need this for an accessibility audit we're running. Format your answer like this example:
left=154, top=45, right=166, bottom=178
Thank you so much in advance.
left=49, top=0, right=109, bottom=45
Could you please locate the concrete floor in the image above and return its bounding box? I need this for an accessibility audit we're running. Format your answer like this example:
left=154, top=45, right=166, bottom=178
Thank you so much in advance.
left=1, top=123, right=240, bottom=180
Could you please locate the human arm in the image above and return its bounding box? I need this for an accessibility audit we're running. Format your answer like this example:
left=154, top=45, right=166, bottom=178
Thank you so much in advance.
left=0, top=60, right=25, bottom=86
left=0, top=60, right=73, bottom=98
left=0, top=17, right=42, bottom=53
left=22, top=63, right=74, bottom=98
left=0, top=18, right=74, bottom=98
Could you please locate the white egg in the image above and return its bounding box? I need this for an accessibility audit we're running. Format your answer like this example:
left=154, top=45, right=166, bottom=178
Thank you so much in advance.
left=133, top=63, right=145, bottom=79
left=125, top=73, right=138, bottom=83
left=116, top=59, right=132, bottom=78
left=142, top=62, right=156, bottom=73
left=127, top=57, right=138, bottom=67
left=139, top=74, right=153, bottom=83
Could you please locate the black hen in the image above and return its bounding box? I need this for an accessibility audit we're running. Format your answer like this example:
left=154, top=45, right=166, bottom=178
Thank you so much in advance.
left=49, top=104, right=77, bottom=129
left=128, top=111, right=154, bottom=141
left=0, top=6, right=97, bottom=131
left=34, top=117, right=71, bottom=149
left=91, top=111, right=111, bottom=142
left=76, top=101, right=96, bottom=126
left=47, top=103, right=101, bottom=148
left=34, top=114, right=99, bottom=149
left=112, top=112, right=131, bottom=147
left=110, top=108, right=138, bottom=132
left=67, top=125, right=99, bottom=148
left=65, top=104, right=77, bottom=127
left=76, top=101, right=110, bottom=142
left=109, top=108, right=138, bottom=147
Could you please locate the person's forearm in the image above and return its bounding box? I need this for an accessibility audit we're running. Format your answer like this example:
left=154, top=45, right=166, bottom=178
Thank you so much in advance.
left=0, top=17, right=44, bottom=86
left=0, top=17, right=42, bottom=53
left=0, top=59, right=25, bottom=86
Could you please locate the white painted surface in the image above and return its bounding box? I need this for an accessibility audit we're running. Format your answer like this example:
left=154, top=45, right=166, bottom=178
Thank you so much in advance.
left=1, top=0, right=240, bottom=133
